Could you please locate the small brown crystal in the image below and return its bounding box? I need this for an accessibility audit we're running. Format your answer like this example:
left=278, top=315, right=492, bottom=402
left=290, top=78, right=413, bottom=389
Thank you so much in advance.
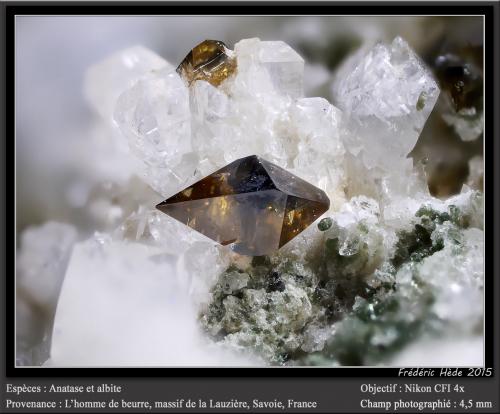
left=176, top=40, right=237, bottom=87
left=156, top=155, right=330, bottom=256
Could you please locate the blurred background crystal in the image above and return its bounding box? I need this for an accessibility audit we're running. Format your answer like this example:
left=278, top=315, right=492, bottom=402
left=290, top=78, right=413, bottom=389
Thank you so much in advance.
left=15, top=16, right=483, bottom=366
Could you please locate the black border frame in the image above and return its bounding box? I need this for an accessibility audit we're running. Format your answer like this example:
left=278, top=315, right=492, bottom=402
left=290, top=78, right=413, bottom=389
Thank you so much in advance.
left=3, top=1, right=498, bottom=379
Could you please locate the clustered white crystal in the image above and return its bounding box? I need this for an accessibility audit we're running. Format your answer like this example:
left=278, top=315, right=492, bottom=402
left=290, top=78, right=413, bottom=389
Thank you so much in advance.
left=17, top=37, right=483, bottom=367
left=333, top=37, right=440, bottom=172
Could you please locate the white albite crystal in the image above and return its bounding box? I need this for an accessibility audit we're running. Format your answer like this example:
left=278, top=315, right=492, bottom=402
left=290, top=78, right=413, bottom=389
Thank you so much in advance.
left=121, top=203, right=237, bottom=307
left=113, top=207, right=232, bottom=309
left=258, top=40, right=305, bottom=98
left=396, top=224, right=483, bottom=330
left=188, top=80, right=231, bottom=174
left=177, top=241, right=232, bottom=309
left=325, top=196, right=389, bottom=277
left=447, top=188, right=484, bottom=230
left=51, top=237, right=254, bottom=366
left=233, top=38, right=304, bottom=98
left=85, top=46, right=170, bottom=121
left=114, top=68, right=191, bottom=165
left=333, top=37, right=440, bottom=172
left=301, top=324, right=335, bottom=353
left=114, top=67, right=196, bottom=196
left=290, top=97, right=346, bottom=205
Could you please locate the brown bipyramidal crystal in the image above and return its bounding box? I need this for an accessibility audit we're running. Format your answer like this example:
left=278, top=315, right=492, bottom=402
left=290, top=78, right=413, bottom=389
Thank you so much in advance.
left=156, top=155, right=330, bottom=256
left=176, top=40, right=237, bottom=87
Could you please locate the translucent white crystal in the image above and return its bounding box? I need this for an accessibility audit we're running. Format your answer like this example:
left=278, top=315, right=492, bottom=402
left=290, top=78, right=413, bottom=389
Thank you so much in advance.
left=290, top=97, right=345, bottom=204
left=69, top=122, right=144, bottom=213
left=190, top=80, right=230, bottom=126
left=185, top=38, right=340, bottom=200
left=219, top=270, right=250, bottom=295
left=51, top=236, right=255, bottom=366
left=382, top=192, right=433, bottom=230
left=288, top=100, right=347, bottom=198
left=393, top=191, right=484, bottom=338
left=115, top=207, right=232, bottom=308
left=258, top=40, right=305, bottom=98
left=209, top=38, right=296, bottom=165
left=177, top=240, right=231, bottom=309
left=447, top=188, right=484, bottom=230
left=189, top=80, right=231, bottom=173
left=85, top=45, right=171, bottom=121
left=114, top=68, right=196, bottom=196
left=114, top=207, right=217, bottom=252
left=233, top=38, right=304, bottom=99
left=334, top=195, right=380, bottom=227
left=324, top=196, right=388, bottom=278
left=333, top=37, right=440, bottom=171
left=114, top=68, right=191, bottom=164
left=420, top=226, right=483, bottom=326
left=301, top=324, right=335, bottom=353
left=17, top=222, right=78, bottom=310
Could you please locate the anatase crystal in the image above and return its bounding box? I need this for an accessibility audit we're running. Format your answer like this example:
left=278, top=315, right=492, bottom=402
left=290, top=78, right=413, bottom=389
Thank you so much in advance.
left=176, top=40, right=237, bottom=87
left=156, top=155, right=330, bottom=256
